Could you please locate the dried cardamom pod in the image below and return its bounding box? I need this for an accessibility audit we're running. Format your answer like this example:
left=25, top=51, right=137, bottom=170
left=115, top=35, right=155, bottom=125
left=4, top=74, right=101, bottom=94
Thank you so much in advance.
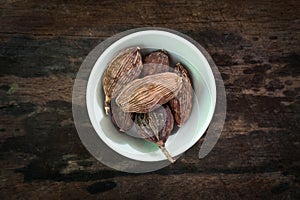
left=135, top=105, right=175, bottom=163
left=169, top=63, right=193, bottom=126
left=102, top=47, right=143, bottom=115
left=141, top=50, right=170, bottom=77
left=111, top=99, right=134, bottom=132
left=116, top=72, right=183, bottom=113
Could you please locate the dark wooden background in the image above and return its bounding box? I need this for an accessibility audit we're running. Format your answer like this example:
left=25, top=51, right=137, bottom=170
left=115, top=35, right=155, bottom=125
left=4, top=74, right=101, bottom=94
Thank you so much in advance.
left=0, top=0, right=299, bottom=199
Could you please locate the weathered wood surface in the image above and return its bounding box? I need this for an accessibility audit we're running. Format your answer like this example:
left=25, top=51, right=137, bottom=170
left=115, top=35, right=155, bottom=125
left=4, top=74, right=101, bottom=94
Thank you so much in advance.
left=0, top=0, right=299, bottom=199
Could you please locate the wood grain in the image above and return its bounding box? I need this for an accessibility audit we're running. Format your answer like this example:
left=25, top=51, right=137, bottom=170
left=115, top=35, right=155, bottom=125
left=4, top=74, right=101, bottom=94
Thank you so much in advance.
left=0, top=0, right=299, bottom=199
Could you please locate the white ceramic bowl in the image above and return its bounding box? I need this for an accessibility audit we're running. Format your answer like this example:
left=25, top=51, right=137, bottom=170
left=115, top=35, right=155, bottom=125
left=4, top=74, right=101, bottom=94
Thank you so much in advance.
left=86, top=30, right=216, bottom=162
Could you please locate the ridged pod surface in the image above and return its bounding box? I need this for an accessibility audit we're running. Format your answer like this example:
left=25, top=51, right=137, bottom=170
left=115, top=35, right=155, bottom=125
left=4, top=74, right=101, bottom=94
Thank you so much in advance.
left=169, top=63, right=193, bottom=127
left=116, top=72, right=183, bottom=113
left=141, top=50, right=170, bottom=77
left=111, top=99, right=134, bottom=132
left=135, top=105, right=175, bottom=162
left=102, top=47, right=143, bottom=115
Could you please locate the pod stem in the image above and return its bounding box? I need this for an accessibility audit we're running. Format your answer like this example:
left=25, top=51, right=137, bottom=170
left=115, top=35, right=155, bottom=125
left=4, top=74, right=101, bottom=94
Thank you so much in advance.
left=104, top=95, right=110, bottom=115
left=158, top=145, right=176, bottom=163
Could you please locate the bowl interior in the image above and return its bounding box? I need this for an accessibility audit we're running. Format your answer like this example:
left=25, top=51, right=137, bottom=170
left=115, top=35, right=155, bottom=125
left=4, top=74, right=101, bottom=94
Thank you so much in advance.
left=86, top=30, right=216, bottom=162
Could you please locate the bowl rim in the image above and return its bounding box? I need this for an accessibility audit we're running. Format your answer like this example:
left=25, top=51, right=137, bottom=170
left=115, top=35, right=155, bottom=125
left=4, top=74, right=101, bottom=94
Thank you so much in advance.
left=86, top=29, right=217, bottom=162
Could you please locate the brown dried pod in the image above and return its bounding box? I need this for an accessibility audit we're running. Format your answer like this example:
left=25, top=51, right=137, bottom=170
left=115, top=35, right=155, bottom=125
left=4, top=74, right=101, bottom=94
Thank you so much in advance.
left=102, top=47, right=143, bottom=115
left=141, top=50, right=170, bottom=77
left=116, top=72, right=183, bottom=113
left=169, top=63, right=193, bottom=127
left=111, top=99, right=134, bottom=132
left=135, top=105, right=175, bottom=163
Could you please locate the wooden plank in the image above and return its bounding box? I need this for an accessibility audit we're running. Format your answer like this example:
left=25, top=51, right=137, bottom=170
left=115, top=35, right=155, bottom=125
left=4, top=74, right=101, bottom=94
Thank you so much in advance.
left=0, top=0, right=299, bottom=199
left=0, top=0, right=299, bottom=37
left=0, top=172, right=299, bottom=199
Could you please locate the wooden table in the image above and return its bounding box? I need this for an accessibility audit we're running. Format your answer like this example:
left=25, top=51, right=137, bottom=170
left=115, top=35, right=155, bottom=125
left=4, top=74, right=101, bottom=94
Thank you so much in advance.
left=0, top=0, right=299, bottom=199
